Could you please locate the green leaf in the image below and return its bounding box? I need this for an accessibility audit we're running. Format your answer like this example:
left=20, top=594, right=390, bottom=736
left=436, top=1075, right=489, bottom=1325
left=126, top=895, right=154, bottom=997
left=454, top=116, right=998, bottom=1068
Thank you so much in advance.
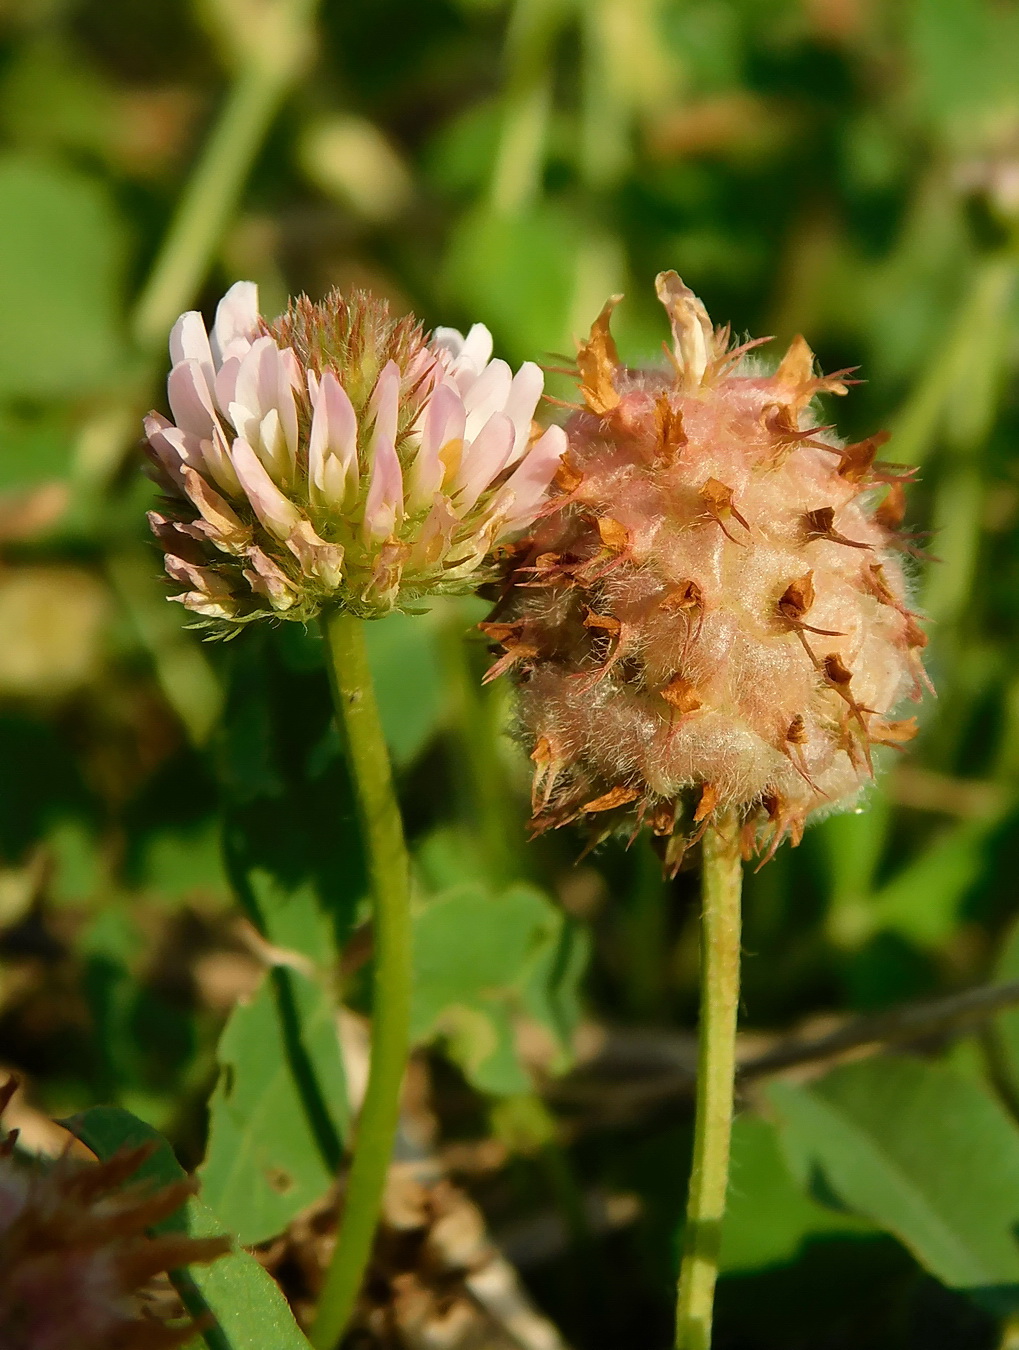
left=720, top=1114, right=873, bottom=1274
left=767, top=1056, right=1019, bottom=1295
left=200, top=963, right=348, bottom=1245
left=444, top=203, right=579, bottom=366
left=908, top=0, right=1019, bottom=130
left=0, top=154, right=125, bottom=399
left=411, top=883, right=588, bottom=1095
left=363, top=606, right=447, bottom=766
left=138, top=822, right=232, bottom=909
left=0, top=404, right=75, bottom=491
left=991, top=914, right=1019, bottom=1103
left=234, top=868, right=339, bottom=960
left=47, top=817, right=103, bottom=906
left=61, top=1106, right=312, bottom=1350
left=864, top=819, right=990, bottom=949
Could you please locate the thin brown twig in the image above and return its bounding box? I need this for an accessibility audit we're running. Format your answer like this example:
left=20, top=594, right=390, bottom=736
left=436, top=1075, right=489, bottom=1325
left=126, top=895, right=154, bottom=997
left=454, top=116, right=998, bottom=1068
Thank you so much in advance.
left=546, top=979, right=1019, bottom=1124
left=737, top=977, right=1019, bottom=1080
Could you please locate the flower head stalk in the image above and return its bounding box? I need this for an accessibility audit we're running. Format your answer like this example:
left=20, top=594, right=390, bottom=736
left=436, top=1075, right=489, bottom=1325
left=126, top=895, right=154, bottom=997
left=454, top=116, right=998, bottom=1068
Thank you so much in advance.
left=145, top=284, right=566, bottom=631
left=486, top=273, right=930, bottom=869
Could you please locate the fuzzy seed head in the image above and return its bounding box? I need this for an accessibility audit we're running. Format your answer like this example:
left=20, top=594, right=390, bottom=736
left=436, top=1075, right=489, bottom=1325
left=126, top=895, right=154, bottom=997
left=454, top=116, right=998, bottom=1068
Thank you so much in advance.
left=145, top=284, right=566, bottom=632
left=486, top=273, right=930, bottom=867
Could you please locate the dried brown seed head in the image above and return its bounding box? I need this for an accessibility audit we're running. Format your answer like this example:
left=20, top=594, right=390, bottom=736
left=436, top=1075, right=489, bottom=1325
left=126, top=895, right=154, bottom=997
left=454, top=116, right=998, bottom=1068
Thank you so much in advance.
left=487, top=277, right=931, bottom=862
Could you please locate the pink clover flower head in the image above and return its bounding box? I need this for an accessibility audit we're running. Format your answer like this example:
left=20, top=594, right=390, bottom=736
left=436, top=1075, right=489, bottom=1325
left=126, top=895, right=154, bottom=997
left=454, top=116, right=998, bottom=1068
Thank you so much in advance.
left=145, top=283, right=566, bottom=631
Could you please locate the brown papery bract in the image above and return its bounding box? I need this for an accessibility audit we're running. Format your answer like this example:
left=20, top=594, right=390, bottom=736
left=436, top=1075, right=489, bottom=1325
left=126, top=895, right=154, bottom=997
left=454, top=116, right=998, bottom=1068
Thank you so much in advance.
left=484, top=272, right=928, bottom=869
left=0, top=1079, right=229, bottom=1350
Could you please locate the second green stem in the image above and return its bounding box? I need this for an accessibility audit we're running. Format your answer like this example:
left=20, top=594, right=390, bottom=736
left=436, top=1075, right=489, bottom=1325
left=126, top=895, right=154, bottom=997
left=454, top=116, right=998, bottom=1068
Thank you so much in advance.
left=312, top=610, right=413, bottom=1350
left=675, top=808, right=743, bottom=1350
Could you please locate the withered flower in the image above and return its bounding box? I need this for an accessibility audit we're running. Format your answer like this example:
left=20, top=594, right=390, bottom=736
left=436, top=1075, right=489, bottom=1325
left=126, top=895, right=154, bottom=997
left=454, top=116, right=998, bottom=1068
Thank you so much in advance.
left=0, top=1081, right=228, bottom=1348
left=487, top=273, right=929, bottom=866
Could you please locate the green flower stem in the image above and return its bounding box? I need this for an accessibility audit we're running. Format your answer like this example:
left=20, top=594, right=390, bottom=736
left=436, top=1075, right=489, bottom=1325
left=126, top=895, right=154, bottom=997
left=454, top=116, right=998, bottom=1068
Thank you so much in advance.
left=75, top=0, right=321, bottom=745
left=675, top=807, right=743, bottom=1350
left=312, top=609, right=414, bottom=1350
left=488, top=0, right=567, bottom=216
left=76, top=0, right=322, bottom=497
left=132, top=0, right=320, bottom=353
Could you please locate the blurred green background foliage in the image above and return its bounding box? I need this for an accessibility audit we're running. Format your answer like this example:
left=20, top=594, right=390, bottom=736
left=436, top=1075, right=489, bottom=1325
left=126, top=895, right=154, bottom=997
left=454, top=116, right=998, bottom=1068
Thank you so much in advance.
left=3, top=0, right=1019, bottom=1346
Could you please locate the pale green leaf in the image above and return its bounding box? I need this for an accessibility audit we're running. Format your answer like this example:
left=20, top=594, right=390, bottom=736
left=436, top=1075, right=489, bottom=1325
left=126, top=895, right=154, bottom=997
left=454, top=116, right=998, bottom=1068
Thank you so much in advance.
left=720, top=1114, right=873, bottom=1274
left=411, top=883, right=588, bottom=1095
left=62, top=1106, right=312, bottom=1350
left=768, top=1056, right=1019, bottom=1294
left=199, top=964, right=348, bottom=1245
left=0, top=154, right=125, bottom=399
left=364, top=607, right=447, bottom=766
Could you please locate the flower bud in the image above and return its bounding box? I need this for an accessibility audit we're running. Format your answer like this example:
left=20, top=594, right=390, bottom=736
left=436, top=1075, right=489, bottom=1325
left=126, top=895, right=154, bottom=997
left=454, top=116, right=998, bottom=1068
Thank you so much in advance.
left=145, top=285, right=566, bottom=631
left=486, top=274, right=930, bottom=867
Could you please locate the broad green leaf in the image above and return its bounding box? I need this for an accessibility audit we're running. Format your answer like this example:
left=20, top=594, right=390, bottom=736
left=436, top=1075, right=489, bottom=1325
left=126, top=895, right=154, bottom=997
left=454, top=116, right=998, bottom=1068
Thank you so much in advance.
left=0, top=404, right=75, bottom=491
left=0, top=154, right=125, bottom=399
left=76, top=905, right=200, bottom=1127
left=200, top=963, right=348, bottom=1245
left=768, top=1056, right=1019, bottom=1294
left=273, top=610, right=448, bottom=768
left=79, top=906, right=144, bottom=1094
left=991, top=914, right=1019, bottom=1102
left=720, top=1114, right=873, bottom=1273
left=216, top=648, right=287, bottom=805
left=908, top=0, right=1019, bottom=131
left=415, top=826, right=491, bottom=894
left=47, top=817, right=103, bottom=905
left=61, top=1106, right=312, bottom=1350
left=234, top=869, right=339, bottom=961
left=363, top=607, right=447, bottom=766
left=411, top=883, right=588, bottom=1095
left=445, top=203, right=579, bottom=366
left=863, top=820, right=990, bottom=948
left=139, top=822, right=231, bottom=908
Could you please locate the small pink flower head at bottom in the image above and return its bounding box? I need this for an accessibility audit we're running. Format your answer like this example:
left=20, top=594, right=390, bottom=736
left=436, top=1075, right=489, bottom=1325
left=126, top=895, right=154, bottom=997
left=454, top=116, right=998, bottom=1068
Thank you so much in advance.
left=484, top=273, right=931, bottom=870
left=0, top=1079, right=229, bottom=1350
left=144, top=284, right=566, bottom=632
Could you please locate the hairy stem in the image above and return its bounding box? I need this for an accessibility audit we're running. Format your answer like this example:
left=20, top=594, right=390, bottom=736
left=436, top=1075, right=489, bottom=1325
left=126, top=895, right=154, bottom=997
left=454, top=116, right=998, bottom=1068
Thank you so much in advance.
left=312, top=610, right=413, bottom=1349
left=675, top=808, right=743, bottom=1350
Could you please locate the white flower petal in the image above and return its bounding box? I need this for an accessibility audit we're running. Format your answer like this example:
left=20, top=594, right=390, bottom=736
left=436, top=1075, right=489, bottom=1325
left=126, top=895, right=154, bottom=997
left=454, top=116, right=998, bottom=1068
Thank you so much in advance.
left=497, top=424, right=567, bottom=532
left=503, top=361, right=544, bottom=463
left=461, top=322, right=494, bottom=372
left=463, top=358, right=513, bottom=441
left=233, top=336, right=278, bottom=424
left=364, top=433, right=404, bottom=542
left=409, top=382, right=465, bottom=510
left=144, top=412, right=190, bottom=488
left=431, top=323, right=495, bottom=396
left=455, top=411, right=515, bottom=512
left=169, top=311, right=215, bottom=393
left=232, top=336, right=298, bottom=478
left=431, top=325, right=465, bottom=361
left=211, top=280, right=260, bottom=365
left=368, top=359, right=401, bottom=451
left=200, top=423, right=243, bottom=498
left=231, top=437, right=302, bottom=540
left=167, top=359, right=224, bottom=443
left=309, top=370, right=359, bottom=508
